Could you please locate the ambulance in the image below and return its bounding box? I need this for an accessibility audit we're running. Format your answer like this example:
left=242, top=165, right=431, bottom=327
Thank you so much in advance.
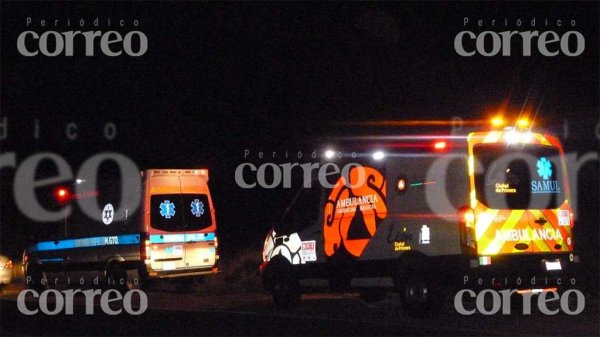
left=260, top=118, right=580, bottom=315
left=24, top=169, right=219, bottom=291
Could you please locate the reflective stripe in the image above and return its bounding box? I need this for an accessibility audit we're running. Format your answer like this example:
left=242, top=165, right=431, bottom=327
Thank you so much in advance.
left=149, top=232, right=215, bottom=244
left=29, top=234, right=141, bottom=252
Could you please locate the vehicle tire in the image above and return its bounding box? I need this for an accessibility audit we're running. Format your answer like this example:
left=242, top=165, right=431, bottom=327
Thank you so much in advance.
left=25, top=263, right=47, bottom=292
left=272, top=271, right=301, bottom=309
left=398, top=271, right=444, bottom=317
left=106, top=263, right=131, bottom=293
left=263, top=258, right=301, bottom=309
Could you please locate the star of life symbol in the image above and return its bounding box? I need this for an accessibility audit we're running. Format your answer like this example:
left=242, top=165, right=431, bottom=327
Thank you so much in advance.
left=191, top=199, right=204, bottom=217
left=159, top=200, right=176, bottom=219
left=537, top=157, right=553, bottom=180
left=102, top=203, right=114, bottom=225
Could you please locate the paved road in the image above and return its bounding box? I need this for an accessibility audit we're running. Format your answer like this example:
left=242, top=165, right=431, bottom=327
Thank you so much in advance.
left=0, top=285, right=598, bottom=336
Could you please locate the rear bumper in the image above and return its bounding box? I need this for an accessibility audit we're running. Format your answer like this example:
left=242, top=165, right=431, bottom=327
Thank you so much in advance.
left=463, top=252, right=581, bottom=290
left=146, top=266, right=218, bottom=279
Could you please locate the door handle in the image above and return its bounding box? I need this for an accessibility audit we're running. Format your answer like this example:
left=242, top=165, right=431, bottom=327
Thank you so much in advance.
left=534, top=218, right=547, bottom=225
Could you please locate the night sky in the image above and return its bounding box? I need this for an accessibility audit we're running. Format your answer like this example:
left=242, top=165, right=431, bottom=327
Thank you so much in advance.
left=1, top=2, right=598, bottom=289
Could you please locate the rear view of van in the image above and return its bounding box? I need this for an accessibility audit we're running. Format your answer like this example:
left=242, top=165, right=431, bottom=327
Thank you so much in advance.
left=143, top=169, right=218, bottom=279
left=467, top=131, right=575, bottom=270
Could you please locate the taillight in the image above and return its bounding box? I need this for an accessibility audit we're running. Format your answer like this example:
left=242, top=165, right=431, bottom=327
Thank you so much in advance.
left=5, top=260, right=13, bottom=269
left=570, top=211, right=575, bottom=227
left=140, top=233, right=151, bottom=260
left=459, top=207, right=475, bottom=225
left=458, top=206, right=476, bottom=253
left=145, top=241, right=151, bottom=260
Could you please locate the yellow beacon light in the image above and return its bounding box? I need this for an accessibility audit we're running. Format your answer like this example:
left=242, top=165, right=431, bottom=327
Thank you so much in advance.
left=491, top=116, right=505, bottom=128
left=517, top=118, right=530, bottom=128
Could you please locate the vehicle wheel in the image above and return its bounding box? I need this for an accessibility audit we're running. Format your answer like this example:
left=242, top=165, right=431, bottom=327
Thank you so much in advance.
left=271, top=271, right=301, bottom=309
left=106, top=264, right=131, bottom=293
left=399, top=272, right=444, bottom=317
left=359, top=289, right=387, bottom=303
left=25, top=263, right=47, bottom=292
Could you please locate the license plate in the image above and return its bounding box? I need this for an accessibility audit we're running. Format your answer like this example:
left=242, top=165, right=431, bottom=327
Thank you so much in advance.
left=163, top=262, right=176, bottom=270
left=545, top=260, right=562, bottom=271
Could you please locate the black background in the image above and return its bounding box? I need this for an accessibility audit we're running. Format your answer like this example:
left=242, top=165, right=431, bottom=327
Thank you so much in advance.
left=1, top=2, right=598, bottom=292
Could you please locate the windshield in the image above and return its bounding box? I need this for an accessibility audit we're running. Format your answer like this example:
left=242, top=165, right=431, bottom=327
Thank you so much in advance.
left=473, top=143, right=566, bottom=210
left=150, top=194, right=212, bottom=231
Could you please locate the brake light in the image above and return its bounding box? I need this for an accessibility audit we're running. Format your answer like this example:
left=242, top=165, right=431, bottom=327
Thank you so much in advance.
left=4, top=260, right=13, bottom=269
left=140, top=233, right=151, bottom=260
left=458, top=206, right=475, bottom=225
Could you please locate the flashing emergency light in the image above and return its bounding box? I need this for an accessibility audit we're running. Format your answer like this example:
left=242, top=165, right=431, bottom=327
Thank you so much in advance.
left=433, top=141, right=447, bottom=150
left=324, top=150, right=336, bottom=159
left=491, top=116, right=505, bottom=127
left=372, top=151, right=385, bottom=160
left=54, top=187, right=71, bottom=203
left=516, top=118, right=530, bottom=128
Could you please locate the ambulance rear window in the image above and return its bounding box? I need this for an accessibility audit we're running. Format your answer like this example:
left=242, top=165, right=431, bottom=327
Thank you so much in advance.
left=473, top=144, right=566, bottom=210
left=150, top=194, right=212, bottom=231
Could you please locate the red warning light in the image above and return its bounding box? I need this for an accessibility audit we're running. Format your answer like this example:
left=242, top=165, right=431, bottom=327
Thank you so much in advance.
left=54, top=187, right=71, bottom=203
left=433, top=141, right=447, bottom=150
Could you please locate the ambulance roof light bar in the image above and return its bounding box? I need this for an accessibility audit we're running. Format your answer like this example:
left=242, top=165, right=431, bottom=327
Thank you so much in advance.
left=490, top=116, right=533, bottom=130
left=516, top=117, right=530, bottom=128
left=194, top=169, right=209, bottom=181
left=149, top=169, right=209, bottom=180
left=505, top=129, right=533, bottom=144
